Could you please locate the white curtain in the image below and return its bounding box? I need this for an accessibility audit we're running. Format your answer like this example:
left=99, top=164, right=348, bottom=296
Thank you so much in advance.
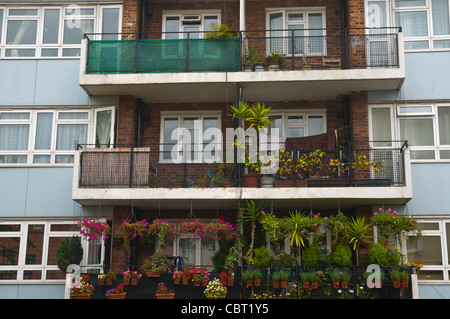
left=432, top=0, right=450, bottom=35
left=56, top=124, right=88, bottom=150
left=372, top=108, right=392, bottom=147
left=438, top=106, right=450, bottom=145
left=269, top=13, right=283, bottom=53
left=0, top=124, right=29, bottom=150
left=95, top=110, right=111, bottom=148
left=35, top=113, right=53, bottom=150
left=395, top=11, right=428, bottom=37
left=400, top=118, right=434, bottom=146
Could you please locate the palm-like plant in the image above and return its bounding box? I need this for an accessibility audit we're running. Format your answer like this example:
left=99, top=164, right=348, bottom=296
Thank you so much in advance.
left=229, top=101, right=250, bottom=128
left=246, top=102, right=272, bottom=132
left=240, top=200, right=263, bottom=264
left=348, top=216, right=373, bottom=265
left=284, top=210, right=310, bottom=265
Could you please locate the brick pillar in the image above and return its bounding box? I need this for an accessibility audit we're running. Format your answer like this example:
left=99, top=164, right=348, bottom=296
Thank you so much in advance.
left=122, top=0, right=141, bottom=37
left=347, top=0, right=366, bottom=68
left=350, top=91, right=369, bottom=148
left=111, top=206, right=132, bottom=273
left=117, top=95, right=137, bottom=146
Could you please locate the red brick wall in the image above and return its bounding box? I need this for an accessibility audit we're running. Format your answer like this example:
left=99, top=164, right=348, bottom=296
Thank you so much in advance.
left=117, top=96, right=137, bottom=145
left=349, top=91, right=369, bottom=148
left=122, top=0, right=140, bottom=36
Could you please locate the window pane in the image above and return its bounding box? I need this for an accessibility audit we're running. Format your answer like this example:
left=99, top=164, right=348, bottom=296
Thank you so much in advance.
left=58, top=112, right=88, bottom=120
left=6, top=20, right=37, bottom=45
left=95, top=110, right=112, bottom=148
left=0, top=10, right=3, bottom=43
left=87, top=238, right=102, bottom=265
left=43, top=9, right=60, bottom=44
left=288, top=13, right=303, bottom=21
left=400, top=118, right=434, bottom=146
left=23, top=270, right=42, bottom=280
left=203, top=117, right=218, bottom=143
left=25, top=224, right=44, bottom=265
left=163, top=118, right=178, bottom=160
left=5, top=48, right=36, bottom=57
left=62, top=48, right=80, bottom=57
left=417, top=222, right=439, bottom=230
left=446, top=223, right=450, bottom=264
left=440, top=150, right=450, bottom=159
left=0, top=112, right=29, bottom=119
left=63, top=19, right=94, bottom=44
left=204, top=16, right=218, bottom=32
left=102, top=8, right=120, bottom=40
left=287, top=116, right=303, bottom=124
left=438, top=106, right=450, bottom=145
left=368, top=1, right=387, bottom=30
left=165, top=17, right=180, bottom=39
left=372, top=108, right=392, bottom=146
left=9, top=9, right=38, bottom=16
left=270, top=116, right=283, bottom=136
left=178, top=237, right=196, bottom=265
left=404, top=40, right=429, bottom=50
left=56, top=124, right=88, bottom=150
left=407, top=236, right=442, bottom=265
left=434, top=39, right=450, bottom=48
left=395, top=11, right=428, bottom=37
left=33, top=155, right=51, bottom=164
left=65, top=8, right=94, bottom=16
left=0, top=155, right=27, bottom=163
left=411, top=150, right=435, bottom=159
left=50, top=224, right=78, bottom=231
left=399, top=106, right=433, bottom=114
left=183, top=117, right=198, bottom=125
left=287, top=127, right=304, bottom=137
left=35, top=113, right=53, bottom=150
left=0, top=224, right=21, bottom=232
left=432, top=0, right=450, bottom=35
left=418, top=270, right=443, bottom=280
left=201, top=237, right=217, bottom=270
left=41, top=48, right=59, bottom=57
left=55, top=155, right=74, bottom=163
left=0, top=236, right=20, bottom=265
left=0, top=270, right=17, bottom=280
left=395, top=0, right=426, bottom=6
left=0, top=124, right=29, bottom=150
left=270, top=13, right=283, bottom=53
left=308, top=116, right=323, bottom=136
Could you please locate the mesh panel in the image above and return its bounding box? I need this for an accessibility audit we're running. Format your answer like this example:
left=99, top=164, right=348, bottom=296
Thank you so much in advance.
left=86, top=38, right=240, bottom=74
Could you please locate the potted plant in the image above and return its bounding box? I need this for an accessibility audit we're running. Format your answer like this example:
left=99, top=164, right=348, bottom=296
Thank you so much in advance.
left=131, top=270, right=142, bottom=285
left=390, top=269, right=402, bottom=288
left=123, top=270, right=131, bottom=285
left=339, top=270, right=351, bottom=288
left=205, top=23, right=235, bottom=39
left=253, top=269, right=262, bottom=286
left=97, top=273, right=106, bottom=285
left=56, top=236, right=83, bottom=273
left=173, top=267, right=183, bottom=285
left=105, top=272, right=117, bottom=285
left=331, top=270, right=341, bottom=288
left=301, top=272, right=311, bottom=289
left=142, top=250, right=169, bottom=277
left=181, top=268, right=191, bottom=285
left=310, top=272, right=320, bottom=289
left=243, top=46, right=258, bottom=71
left=173, top=178, right=186, bottom=188
left=264, top=51, right=287, bottom=70
left=243, top=269, right=255, bottom=287
left=204, top=278, right=227, bottom=299
left=106, top=283, right=127, bottom=299
left=78, top=218, right=111, bottom=242
left=272, top=270, right=290, bottom=288
left=70, top=274, right=94, bottom=299
left=192, top=268, right=210, bottom=287
left=196, top=175, right=210, bottom=188
left=400, top=270, right=410, bottom=288
left=156, top=282, right=175, bottom=299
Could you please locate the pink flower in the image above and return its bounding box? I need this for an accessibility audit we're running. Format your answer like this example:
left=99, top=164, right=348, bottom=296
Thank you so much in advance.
left=261, top=211, right=265, bottom=214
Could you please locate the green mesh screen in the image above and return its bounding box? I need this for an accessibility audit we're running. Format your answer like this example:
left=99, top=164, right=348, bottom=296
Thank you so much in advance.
left=86, top=38, right=240, bottom=74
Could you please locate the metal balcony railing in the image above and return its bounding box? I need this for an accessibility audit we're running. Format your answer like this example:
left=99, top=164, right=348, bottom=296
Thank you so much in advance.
left=84, top=27, right=401, bottom=74
left=76, top=141, right=408, bottom=188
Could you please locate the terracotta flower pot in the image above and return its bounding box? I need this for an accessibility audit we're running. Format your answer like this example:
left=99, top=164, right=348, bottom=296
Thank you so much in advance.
left=98, top=278, right=105, bottom=285
left=246, top=279, right=253, bottom=287
left=156, top=293, right=175, bottom=299
left=273, top=281, right=280, bottom=288
left=333, top=281, right=340, bottom=289
left=227, top=278, right=235, bottom=287
left=303, top=281, right=311, bottom=289
left=311, top=281, right=319, bottom=290
left=182, top=277, right=189, bottom=285
left=71, top=294, right=91, bottom=299
left=145, top=270, right=161, bottom=277
left=107, top=293, right=127, bottom=299
left=131, top=278, right=138, bottom=285
left=401, top=280, right=409, bottom=288
left=253, top=278, right=261, bottom=287
left=393, top=280, right=401, bottom=288
left=123, top=277, right=130, bottom=285
left=174, top=278, right=181, bottom=285
left=280, top=281, right=287, bottom=288
left=340, top=281, right=348, bottom=289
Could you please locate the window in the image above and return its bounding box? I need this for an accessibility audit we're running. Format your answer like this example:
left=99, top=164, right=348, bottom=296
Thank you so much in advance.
left=163, top=13, right=220, bottom=39
left=160, top=113, right=221, bottom=163
left=266, top=8, right=326, bottom=56
left=269, top=111, right=326, bottom=138
left=0, top=107, right=115, bottom=165
left=0, top=220, right=108, bottom=282
left=370, top=104, right=450, bottom=161
left=0, top=5, right=122, bottom=58
left=406, top=219, right=450, bottom=281
left=158, top=222, right=218, bottom=270
left=366, top=0, right=450, bottom=51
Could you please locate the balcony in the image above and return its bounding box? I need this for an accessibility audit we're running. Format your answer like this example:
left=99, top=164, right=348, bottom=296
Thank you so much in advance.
left=79, top=28, right=405, bottom=103
left=72, top=141, right=412, bottom=210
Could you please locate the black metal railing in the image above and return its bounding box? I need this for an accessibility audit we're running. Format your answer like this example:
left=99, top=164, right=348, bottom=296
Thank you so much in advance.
left=84, top=27, right=401, bottom=74
left=77, top=141, right=407, bottom=188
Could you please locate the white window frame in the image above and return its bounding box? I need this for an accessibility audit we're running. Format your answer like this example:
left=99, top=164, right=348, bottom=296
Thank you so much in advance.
left=365, top=0, right=450, bottom=52
left=0, top=107, right=115, bottom=166
left=369, top=103, right=450, bottom=162
left=162, top=11, right=221, bottom=39
left=406, top=218, right=450, bottom=283
left=270, top=110, right=327, bottom=138
left=0, top=4, right=122, bottom=59
left=160, top=112, right=222, bottom=164
left=0, top=219, right=107, bottom=284
left=265, top=7, right=327, bottom=57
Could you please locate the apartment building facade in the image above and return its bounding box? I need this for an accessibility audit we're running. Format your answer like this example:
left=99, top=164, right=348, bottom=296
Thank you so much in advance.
left=0, top=0, right=448, bottom=299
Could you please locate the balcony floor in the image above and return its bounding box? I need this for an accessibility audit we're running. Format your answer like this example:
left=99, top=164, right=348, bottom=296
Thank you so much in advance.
left=79, top=68, right=405, bottom=103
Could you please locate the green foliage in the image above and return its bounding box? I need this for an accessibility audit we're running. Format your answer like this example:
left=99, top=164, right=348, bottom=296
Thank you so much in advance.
left=332, top=243, right=352, bottom=267
left=56, top=236, right=83, bottom=272
left=264, top=50, right=287, bottom=69
left=302, top=243, right=321, bottom=266
left=142, top=250, right=169, bottom=274
left=368, top=242, right=388, bottom=267
left=253, top=246, right=272, bottom=267
left=240, top=200, right=263, bottom=264
left=273, top=270, right=290, bottom=281
left=348, top=217, right=373, bottom=250
left=284, top=210, right=310, bottom=248
left=324, top=212, right=350, bottom=245
left=205, top=23, right=235, bottom=39
left=260, top=213, right=291, bottom=253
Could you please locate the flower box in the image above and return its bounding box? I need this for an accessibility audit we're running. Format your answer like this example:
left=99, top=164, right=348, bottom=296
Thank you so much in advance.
left=156, top=293, right=175, bottom=299
left=71, top=294, right=92, bottom=299
left=106, top=293, right=127, bottom=299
